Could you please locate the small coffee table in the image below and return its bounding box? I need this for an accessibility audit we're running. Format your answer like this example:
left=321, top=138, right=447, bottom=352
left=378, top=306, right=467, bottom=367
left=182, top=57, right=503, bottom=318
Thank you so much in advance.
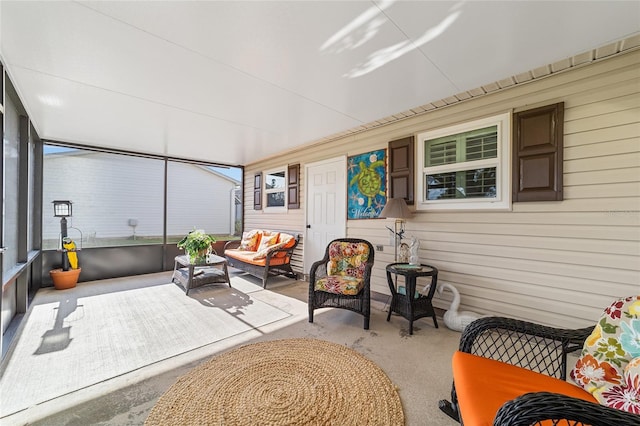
left=172, top=254, right=231, bottom=295
left=385, top=263, right=439, bottom=335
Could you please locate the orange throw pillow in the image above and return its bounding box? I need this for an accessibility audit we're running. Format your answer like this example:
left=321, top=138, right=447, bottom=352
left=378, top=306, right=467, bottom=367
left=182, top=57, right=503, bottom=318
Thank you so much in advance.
left=256, top=232, right=280, bottom=253
left=238, top=230, right=261, bottom=251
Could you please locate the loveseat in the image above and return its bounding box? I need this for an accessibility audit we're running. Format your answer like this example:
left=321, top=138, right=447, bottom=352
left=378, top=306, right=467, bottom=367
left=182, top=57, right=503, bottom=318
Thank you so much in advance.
left=439, top=295, right=640, bottom=425
left=223, top=230, right=300, bottom=288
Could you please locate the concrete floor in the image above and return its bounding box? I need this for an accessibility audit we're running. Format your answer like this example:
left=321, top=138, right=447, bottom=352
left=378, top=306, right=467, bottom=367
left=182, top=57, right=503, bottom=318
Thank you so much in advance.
left=2, top=271, right=462, bottom=426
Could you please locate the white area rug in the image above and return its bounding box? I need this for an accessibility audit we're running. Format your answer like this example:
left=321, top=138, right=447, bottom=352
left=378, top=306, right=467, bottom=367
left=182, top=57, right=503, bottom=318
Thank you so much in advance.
left=0, top=273, right=292, bottom=417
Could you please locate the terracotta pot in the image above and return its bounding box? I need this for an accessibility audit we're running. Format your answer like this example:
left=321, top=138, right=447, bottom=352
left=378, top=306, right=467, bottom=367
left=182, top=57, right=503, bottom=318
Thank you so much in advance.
left=50, top=268, right=82, bottom=290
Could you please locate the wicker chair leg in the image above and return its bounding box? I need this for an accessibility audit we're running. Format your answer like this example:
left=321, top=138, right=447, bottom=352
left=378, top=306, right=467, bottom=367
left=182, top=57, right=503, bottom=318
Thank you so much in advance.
left=439, top=383, right=461, bottom=422
left=438, top=399, right=460, bottom=422
left=309, top=306, right=314, bottom=323
left=364, top=316, right=369, bottom=330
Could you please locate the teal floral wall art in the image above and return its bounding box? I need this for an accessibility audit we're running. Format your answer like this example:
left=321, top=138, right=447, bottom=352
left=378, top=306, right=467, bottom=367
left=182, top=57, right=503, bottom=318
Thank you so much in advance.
left=347, top=149, right=386, bottom=219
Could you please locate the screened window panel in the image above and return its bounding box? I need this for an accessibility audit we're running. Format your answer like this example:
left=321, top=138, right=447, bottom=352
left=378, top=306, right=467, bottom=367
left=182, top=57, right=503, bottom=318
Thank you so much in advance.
left=425, top=125, right=497, bottom=167
left=42, top=146, right=164, bottom=249
left=3, top=94, right=20, bottom=275
left=265, top=171, right=285, bottom=190
left=266, top=192, right=285, bottom=207
left=264, top=169, right=286, bottom=209
left=465, top=130, right=497, bottom=161
left=427, top=172, right=457, bottom=200
left=166, top=162, right=241, bottom=242
left=426, top=138, right=457, bottom=167
left=464, top=168, right=497, bottom=198
left=426, top=167, right=497, bottom=200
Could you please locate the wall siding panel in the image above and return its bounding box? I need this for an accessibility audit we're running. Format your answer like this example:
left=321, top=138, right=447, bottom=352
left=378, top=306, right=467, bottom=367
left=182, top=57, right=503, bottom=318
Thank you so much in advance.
left=565, top=138, right=639, bottom=160
left=564, top=182, right=640, bottom=199
left=243, top=51, right=640, bottom=327
left=565, top=153, right=640, bottom=173
left=565, top=108, right=640, bottom=134
left=564, top=168, right=639, bottom=186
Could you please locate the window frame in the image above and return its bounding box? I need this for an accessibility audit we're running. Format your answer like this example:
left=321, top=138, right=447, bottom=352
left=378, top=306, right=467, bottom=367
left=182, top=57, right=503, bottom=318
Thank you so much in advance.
left=416, top=112, right=512, bottom=211
left=263, top=167, right=288, bottom=212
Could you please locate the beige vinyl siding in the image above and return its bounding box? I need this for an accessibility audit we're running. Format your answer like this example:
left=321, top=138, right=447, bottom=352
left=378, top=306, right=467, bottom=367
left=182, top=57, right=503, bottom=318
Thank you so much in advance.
left=243, top=163, right=307, bottom=272
left=244, top=50, right=640, bottom=328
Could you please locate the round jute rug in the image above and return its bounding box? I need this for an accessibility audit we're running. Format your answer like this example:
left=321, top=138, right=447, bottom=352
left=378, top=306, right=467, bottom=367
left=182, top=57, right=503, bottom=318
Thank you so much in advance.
left=145, top=338, right=404, bottom=425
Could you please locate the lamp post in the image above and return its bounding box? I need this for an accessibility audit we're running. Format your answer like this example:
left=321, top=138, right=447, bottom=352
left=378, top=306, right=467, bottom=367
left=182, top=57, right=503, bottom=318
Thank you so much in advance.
left=380, top=198, right=412, bottom=262
left=53, top=200, right=73, bottom=271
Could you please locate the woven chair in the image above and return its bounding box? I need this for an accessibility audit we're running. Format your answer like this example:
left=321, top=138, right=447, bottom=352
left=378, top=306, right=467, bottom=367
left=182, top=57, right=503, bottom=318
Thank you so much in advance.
left=308, top=238, right=374, bottom=330
left=439, top=299, right=640, bottom=426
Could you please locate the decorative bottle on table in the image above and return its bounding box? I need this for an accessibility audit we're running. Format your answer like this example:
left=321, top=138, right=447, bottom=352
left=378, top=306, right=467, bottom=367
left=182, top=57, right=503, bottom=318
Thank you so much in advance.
left=408, top=236, right=420, bottom=265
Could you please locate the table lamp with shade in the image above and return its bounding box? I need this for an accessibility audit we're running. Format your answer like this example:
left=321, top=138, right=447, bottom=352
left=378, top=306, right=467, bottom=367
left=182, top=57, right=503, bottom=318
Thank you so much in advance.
left=380, top=197, right=412, bottom=262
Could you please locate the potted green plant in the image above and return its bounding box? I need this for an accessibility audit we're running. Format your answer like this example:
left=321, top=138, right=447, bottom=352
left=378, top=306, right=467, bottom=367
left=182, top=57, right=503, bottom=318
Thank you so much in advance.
left=177, top=229, right=216, bottom=264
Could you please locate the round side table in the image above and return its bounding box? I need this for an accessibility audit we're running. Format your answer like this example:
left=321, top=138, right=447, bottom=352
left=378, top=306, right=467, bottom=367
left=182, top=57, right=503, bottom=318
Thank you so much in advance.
left=385, top=263, right=439, bottom=335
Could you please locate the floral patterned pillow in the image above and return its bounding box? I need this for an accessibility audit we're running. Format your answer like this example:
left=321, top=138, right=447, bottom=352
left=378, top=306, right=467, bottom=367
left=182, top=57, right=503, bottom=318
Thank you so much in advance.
left=252, top=235, right=293, bottom=260
left=326, top=241, right=370, bottom=278
left=570, top=295, right=640, bottom=414
left=238, top=230, right=262, bottom=251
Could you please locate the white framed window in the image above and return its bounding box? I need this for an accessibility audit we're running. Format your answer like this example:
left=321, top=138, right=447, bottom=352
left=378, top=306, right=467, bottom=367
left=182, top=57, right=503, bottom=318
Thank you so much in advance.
left=416, top=112, right=511, bottom=211
left=264, top=168, right=287, bottom=212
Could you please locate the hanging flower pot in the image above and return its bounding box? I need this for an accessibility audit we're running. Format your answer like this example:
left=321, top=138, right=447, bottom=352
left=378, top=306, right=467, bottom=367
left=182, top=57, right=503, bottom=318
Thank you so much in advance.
left=50, top=267, right=82, bottom=290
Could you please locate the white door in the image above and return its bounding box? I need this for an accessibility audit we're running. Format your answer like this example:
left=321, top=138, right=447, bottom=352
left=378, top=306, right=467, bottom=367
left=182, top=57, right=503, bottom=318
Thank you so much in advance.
left=304, top=156, right=347, bottom=273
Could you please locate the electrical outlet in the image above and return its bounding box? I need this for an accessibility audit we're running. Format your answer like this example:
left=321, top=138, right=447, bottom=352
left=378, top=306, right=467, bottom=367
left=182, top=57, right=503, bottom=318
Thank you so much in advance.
left=376, top=245, right=384, bottom=252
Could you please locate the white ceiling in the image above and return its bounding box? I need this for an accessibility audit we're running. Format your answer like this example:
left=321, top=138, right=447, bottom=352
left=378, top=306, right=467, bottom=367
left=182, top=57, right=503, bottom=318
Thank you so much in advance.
left=1, top=1, right=639, bottom=166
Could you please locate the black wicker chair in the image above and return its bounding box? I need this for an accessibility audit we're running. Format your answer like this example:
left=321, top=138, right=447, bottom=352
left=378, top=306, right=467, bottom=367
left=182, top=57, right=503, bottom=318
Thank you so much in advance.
left=438, top=316, right=640, bottom=425
left=308, top=238, right=374, bottom=330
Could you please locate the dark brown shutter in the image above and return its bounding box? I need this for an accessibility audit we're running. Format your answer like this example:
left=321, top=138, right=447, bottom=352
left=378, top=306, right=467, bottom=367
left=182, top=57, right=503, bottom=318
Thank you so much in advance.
left=287, top=164, right=300, bottom=209
left=253, top=172, right=262, bottom=210
left=388, top=136, right=415, bottom=205
left=513, top=102, right=564, bottom=202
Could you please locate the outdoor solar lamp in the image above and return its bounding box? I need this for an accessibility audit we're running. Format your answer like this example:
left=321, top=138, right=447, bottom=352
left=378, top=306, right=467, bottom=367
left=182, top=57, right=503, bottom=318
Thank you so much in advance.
left=53, top=200, right=72, bottom=218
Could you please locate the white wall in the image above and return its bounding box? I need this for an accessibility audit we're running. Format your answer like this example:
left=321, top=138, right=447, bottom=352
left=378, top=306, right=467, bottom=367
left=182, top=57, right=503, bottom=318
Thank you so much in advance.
left=244, top=50, right=640, bottom=328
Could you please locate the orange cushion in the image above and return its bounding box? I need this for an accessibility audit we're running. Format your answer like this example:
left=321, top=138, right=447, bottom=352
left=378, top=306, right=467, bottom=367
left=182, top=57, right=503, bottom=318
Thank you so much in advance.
left=225, top=249, right=288, bottom=267
left=453, top=351, right=597, bottom=426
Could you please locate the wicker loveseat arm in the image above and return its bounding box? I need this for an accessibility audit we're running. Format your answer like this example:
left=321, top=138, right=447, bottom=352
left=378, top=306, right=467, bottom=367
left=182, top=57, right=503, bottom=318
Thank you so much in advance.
left=459, top=316, right=594, bottom=379
left=493, top=392, right=640, bottom=426
left=439, top=317, right=595, bottom=423
left=223, top=240, right=242, bottom=251
left=442, top=298, right=640, bottom=425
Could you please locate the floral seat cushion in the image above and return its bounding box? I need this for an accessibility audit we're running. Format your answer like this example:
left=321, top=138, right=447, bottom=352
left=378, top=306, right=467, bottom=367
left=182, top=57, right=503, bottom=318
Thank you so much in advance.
left=314, top=241, right=371, bottom=296
left=314, top=275, right=364, bottom=296
left=570, top=295, right=640, bottom=414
